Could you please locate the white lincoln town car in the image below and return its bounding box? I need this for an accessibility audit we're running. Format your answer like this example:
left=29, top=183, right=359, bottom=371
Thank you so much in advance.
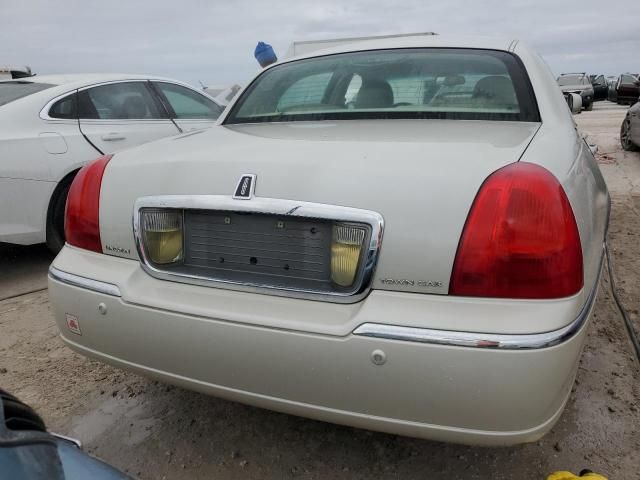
left=49, top=36, right=609, bottom=445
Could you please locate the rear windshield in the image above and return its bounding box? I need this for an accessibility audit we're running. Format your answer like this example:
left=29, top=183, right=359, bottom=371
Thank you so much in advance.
left=0, top=81, right=54, bottom=107
left=226, top=48, right=540, bottom=124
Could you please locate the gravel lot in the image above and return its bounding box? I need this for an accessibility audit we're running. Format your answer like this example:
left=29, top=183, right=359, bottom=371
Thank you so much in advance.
left=1, top=101, right=639, bottom=479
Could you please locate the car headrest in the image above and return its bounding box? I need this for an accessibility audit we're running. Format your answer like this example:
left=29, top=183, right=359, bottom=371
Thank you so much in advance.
left=354, top=79, right=394, bottom=109
left=121, top=95, right=148, bottom=119
left=472, top=76, right=516, bottom=104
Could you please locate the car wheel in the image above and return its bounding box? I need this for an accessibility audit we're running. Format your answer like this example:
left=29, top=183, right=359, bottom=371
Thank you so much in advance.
left=585, top=101, right=593, bottom=111
left=620, top=116, right=639, bottom=151
left=45, top=177, right=73, bottom=253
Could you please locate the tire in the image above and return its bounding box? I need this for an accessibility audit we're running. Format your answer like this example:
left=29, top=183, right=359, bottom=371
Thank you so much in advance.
left=585, top=101, right=593, bottom=111
left=45, top=177, right=73, bottom=254
left=620, top=116, right=639, bottom=151
left=0, top=388, right=47, bottom=432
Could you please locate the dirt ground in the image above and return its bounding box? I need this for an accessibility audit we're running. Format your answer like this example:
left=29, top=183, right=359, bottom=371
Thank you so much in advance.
left=1, top=101, right=639, bottom=479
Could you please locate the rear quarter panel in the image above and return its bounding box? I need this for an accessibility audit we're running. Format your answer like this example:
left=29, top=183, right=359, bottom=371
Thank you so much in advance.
left=514, top=44, right=609, bottom=297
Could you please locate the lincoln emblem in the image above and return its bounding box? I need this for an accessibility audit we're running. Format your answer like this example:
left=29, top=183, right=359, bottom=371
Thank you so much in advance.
left=233, top=174, right=256, bottom=199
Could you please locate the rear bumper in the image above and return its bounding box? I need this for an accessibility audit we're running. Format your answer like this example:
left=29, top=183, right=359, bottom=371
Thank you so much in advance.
left=48, top=247, right=600, bottom=446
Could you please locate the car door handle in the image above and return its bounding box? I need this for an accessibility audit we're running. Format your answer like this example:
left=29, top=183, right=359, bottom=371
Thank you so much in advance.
left=101, top=133, right=126, bottom=141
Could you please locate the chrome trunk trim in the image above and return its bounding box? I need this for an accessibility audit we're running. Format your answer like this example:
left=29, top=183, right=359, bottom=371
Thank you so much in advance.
left=133, top=195, right=384, bottom=304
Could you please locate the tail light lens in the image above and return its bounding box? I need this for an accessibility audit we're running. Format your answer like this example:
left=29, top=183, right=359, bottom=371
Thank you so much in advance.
left=450, top=162, right=583, bottom=299
left=65, top=154, right=112, bottom=253
left=331, top=223, right=367, bottom=287
left=140, top=209, right=184, bottom=265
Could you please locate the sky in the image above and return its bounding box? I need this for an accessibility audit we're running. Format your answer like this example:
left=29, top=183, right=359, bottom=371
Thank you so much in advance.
left=1, top=0, right=639, bottom=88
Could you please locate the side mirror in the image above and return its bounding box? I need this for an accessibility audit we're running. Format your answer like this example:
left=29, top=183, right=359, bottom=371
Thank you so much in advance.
left=565, top=92, right=582, bottom=114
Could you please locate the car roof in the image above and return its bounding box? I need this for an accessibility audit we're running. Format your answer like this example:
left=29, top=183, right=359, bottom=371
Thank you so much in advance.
left=274, top=35, right=517, bottom=65
left=0, top=73, right=176, bottom=89
left=0, top=73, right=224, bottom=108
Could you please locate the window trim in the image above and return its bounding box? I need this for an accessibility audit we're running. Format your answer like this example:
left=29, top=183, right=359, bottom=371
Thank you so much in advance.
left=47, top=91, right=79, bottom=120
left=40, top=90, right=79, bottom=121
left=77, top=80, right=168, bottom=122
left=224, top=47, right=541, bottom=125
left=40, top=79, right=223, bottom=122
left=40, top=80, right=168, bottom=122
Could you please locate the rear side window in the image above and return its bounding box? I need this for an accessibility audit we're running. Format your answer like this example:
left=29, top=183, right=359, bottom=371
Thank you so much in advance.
left=0, top=81, right=54, bottom=107
left=49, top=93, right=77, bottom=119
left=227, top=48, right=539, bottom=124
left=154, top=82, right=222, bottom=119
left=78, top=82, right=164, bottom=120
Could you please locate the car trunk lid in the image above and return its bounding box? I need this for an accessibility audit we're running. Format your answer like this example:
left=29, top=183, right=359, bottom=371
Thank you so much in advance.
left=100, top=119, right=540, bottom=295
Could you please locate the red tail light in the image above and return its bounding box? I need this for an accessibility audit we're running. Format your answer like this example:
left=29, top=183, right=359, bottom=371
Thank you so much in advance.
left=449, top=162, right=583, bottom=299
left=64, top=155, right=112, bottom=253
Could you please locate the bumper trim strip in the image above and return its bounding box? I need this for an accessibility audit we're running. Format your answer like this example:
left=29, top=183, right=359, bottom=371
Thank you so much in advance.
left=354, top=250, right=603, bottom=350
left=49, top=266, right=121, bottom=297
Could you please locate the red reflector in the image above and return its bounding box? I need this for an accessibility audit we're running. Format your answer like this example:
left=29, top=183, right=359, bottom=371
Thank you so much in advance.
left=64, top=155, right=112, bottom=253
left=449, top=162, right=583, bottom=299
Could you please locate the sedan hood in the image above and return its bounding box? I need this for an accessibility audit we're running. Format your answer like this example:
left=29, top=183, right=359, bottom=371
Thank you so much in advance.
left=100, top=120, right=540, bottom=294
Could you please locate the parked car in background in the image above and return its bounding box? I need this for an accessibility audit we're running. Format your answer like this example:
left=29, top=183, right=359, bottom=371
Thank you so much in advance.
left=614, top=73, right=640, bottom=104
left=621, top=100, right=640, bottom=151
left=589, top=74, right=608, bottom=101
left=203, top=83, right=242, bottom=106
left=49, top=35, right=609, bottom=446
left=0, top=74, right=223, bottom=251
left=558, top=73, right=594, bottom=110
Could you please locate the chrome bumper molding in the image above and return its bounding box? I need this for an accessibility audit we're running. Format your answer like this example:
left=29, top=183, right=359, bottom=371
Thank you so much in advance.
left=49, top=247, right=603, bottom=350
left=354, top=251, right=603, bottom=350
left=49, top=267, right=121, bottom=297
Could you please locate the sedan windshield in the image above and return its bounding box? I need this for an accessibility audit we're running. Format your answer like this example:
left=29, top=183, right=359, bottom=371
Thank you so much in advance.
left=226, top=48, right=539, bottom=124
left=0, top=81, right=54, bottom=107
